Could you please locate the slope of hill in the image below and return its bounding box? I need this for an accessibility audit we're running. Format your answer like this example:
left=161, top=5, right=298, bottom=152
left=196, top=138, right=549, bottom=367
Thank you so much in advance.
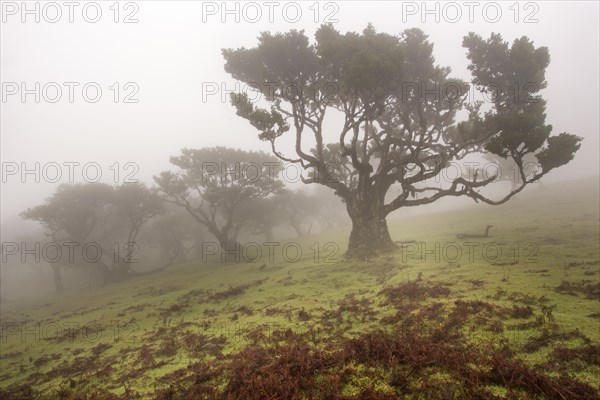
left=1, top=177, right=599, bottom=399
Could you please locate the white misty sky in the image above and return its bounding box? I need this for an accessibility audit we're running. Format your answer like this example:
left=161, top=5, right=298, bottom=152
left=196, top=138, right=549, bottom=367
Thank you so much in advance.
left=1, top=1, right=599, bottom=233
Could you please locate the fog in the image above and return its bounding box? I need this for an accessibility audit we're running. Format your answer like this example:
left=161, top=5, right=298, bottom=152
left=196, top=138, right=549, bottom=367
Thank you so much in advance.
left=2, top=2, right=600, bottom=398
left=1, top=1, right=599, bottom=292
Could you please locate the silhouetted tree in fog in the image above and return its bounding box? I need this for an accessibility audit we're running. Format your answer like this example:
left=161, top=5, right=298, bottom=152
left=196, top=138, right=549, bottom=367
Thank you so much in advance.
left=155, top=147, right=284, bottom=251
left=136, top=204, right=205, bottom=269
left=20, top=183, right=164, bottom=289
left=222, top=25, right=582, bottom=259
left=239, top=197, right=286, bottom=241
left=108, top=183, right=164, bottom=279
left=20, top=183, right=114, bottom=290
left=276, top=189, right=319, bottom=237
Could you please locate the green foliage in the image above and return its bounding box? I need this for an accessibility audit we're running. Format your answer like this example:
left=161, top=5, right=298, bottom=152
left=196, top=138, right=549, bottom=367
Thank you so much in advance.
left=223, top=25, right=583, bottom=260
left=20, top=183, right=115, bottom=242
left=536, top=132, right=583, bottom=173
left=19, top=182, right=165, bottom=287
left=155, top=147, right=284, bottom=245
left=463, top=32, right=582, bottom=173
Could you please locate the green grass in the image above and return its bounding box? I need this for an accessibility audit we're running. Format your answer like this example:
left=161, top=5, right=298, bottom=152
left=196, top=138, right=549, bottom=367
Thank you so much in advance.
left=1, top=177, right=598, bottom=399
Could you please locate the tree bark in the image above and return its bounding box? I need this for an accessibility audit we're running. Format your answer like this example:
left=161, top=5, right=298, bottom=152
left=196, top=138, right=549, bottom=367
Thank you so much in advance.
left=345, top=202, right=396, bottom=260
left=215, top=231, right=243, bottom=263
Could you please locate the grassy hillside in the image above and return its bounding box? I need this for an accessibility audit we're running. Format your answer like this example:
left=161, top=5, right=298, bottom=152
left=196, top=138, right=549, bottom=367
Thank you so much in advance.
left=1, top=177, right=599, bottom=399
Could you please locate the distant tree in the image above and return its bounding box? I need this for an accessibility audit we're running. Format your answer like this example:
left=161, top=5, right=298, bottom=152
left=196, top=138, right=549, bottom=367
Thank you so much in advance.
left=311, top=185, right=349, bottom=231
left=242, top=188, right=343, bottom=240
left=137, top=204, right=204, bottom=269
left=155, top=147, right=285, bottom=251
left=275, top=189, right=319, bottom=237
left=20, top=183, right=114, bottom=290
left=108, top=183, right=164, bottom=279
left=239, top=197, right=286, bottom=241
left=222, top=25, right=582, bottom=259
left=20, top=182, right=164, bottom=289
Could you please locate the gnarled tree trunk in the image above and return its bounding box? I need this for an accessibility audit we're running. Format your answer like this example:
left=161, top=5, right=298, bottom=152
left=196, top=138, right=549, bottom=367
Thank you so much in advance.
left=345, top=196, right=396, bottom=260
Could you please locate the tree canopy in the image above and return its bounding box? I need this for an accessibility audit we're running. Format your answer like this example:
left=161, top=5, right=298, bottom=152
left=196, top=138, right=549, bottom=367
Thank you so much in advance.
left=222, top=25, right=582, bottom=259
left=155, top=147, right=285, bottom=249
